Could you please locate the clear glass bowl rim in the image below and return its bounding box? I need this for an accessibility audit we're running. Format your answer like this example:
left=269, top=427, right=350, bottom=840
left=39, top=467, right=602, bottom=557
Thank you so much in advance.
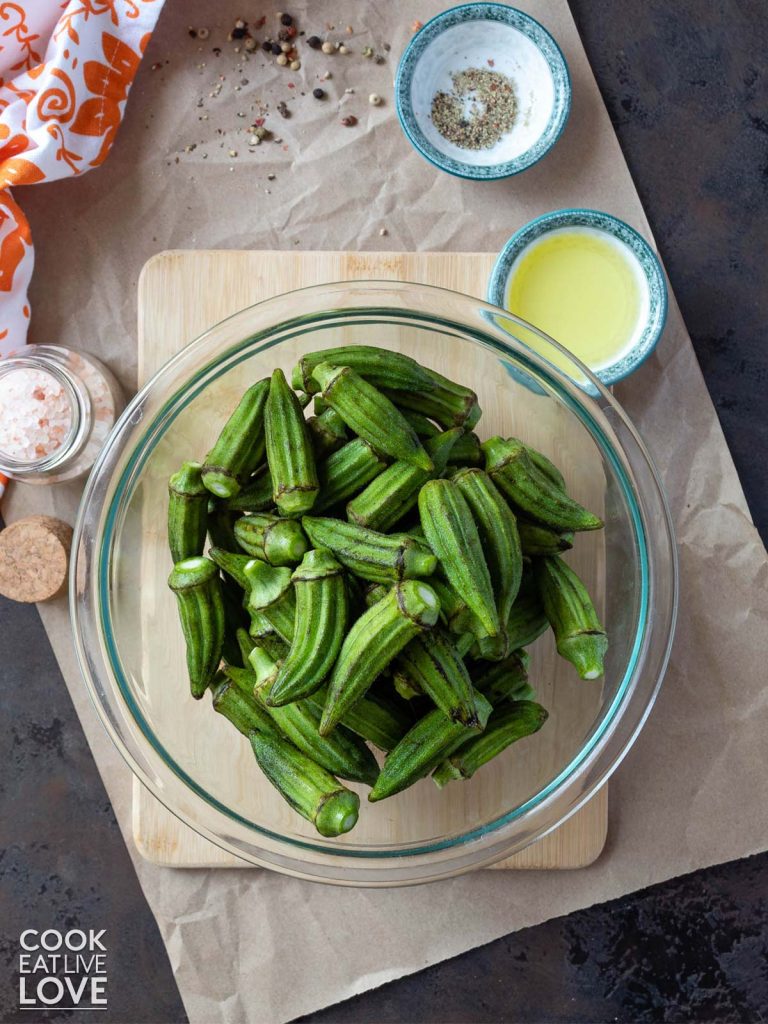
left=70, top=279, right=678, bottom=887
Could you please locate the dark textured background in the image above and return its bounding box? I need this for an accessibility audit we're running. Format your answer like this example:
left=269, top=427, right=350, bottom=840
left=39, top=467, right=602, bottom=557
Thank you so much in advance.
left=1, top=1, right=766, bottom=1022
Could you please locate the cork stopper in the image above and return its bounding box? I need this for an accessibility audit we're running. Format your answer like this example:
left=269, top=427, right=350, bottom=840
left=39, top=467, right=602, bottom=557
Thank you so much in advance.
left=0, top=515, right=73, bottom=603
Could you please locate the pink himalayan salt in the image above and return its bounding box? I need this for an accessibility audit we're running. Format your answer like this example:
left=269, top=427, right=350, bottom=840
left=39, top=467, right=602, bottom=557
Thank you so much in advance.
left=0, top=367, right=73, bottom=461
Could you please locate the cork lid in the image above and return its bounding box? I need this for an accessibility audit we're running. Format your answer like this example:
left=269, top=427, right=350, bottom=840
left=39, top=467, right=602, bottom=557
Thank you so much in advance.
left=0, top=515, right=73, bottom=603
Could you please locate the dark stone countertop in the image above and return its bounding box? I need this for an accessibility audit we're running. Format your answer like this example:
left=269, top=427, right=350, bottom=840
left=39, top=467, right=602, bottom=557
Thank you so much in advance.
left=1, top=2, right=766, bottom=1023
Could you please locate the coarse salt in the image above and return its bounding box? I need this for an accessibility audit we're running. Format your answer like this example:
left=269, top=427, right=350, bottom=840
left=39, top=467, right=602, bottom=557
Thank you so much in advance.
left=0, top=367, right=73, bottom=461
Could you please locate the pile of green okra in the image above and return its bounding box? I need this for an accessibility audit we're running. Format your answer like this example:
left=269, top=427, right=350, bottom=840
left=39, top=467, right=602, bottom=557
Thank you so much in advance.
left=167, top=346, right=607, bottom=838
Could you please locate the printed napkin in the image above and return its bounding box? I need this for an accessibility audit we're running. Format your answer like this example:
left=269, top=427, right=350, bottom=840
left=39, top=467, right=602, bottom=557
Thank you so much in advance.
left=0, top=0, right=164, bottom=355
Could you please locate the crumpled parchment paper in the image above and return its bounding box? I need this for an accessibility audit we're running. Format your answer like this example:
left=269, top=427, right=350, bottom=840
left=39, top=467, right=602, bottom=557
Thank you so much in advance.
left=6, top=2, right=768, bottom=1022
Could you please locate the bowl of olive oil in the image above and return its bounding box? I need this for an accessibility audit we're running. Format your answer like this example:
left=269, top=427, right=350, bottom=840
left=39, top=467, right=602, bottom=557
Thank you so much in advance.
left=488, top=209, right=668, bottom=389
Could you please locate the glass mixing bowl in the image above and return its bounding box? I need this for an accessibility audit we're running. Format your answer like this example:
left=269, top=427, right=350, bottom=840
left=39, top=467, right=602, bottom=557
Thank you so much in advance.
left=71, top=281, right=677, bottom=886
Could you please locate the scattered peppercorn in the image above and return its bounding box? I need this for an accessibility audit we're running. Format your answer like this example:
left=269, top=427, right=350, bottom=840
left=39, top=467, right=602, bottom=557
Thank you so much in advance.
left=321, top=40, right=334, bottom=54
left=276, top=54, right=288, bottom=66
left=338, top=44, right=349, bottom=54
left=262, top=40, right=272, bottom=52
left=369, top=93, right=382, bottom=106
left=244, top=37, right=257, bottom=51
left=290, top=59, right=301, bottom=70
left=307, top=35, right=322, bottom=49
left=198, top=27, right=209, bottom=40
left=231, top=27, right=246, bottom=40
left=362, top=46, right=373, bottom=59
left=188, top=27, right=198, bottom=39
left=270, top=41, right=282, bottom=54
left=312, top=87, right=325, bottom=99
left=277, top=100, right=291, bottom=118
left=341, top=115, right=358, bottom=127
left=280, top=40, right=292, bottom=52
left=280, top=13, right=293, bottom=26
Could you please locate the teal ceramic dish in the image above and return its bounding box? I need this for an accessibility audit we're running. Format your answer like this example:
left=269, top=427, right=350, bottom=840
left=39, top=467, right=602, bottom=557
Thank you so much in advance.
left=395, top=3, right=571, bottom=180
left=488, top=209, right=669, bottom=389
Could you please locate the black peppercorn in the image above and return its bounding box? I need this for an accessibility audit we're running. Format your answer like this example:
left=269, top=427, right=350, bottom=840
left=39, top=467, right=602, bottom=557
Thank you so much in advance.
left=307, top=35, right=322, bottom=49
left=280, top=13, right=293, bottom=26
left=271, top=42, right=282, bottom=55
left=312, top=87, right=325, bottom=99
left=231, top=26, right=246, bottom=39
left=262, top=40, right=272, bottom=52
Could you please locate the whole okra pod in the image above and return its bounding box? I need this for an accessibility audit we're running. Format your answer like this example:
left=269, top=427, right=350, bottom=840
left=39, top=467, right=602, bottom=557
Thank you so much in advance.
left=168, top=461, right=209, bottom=563
left=202, top=379, right=270, bottom=498
left=432, top=700, right=548, bottom=788
left=268, top=549, right=348, bottom=706
left=311, top=363, right=433, bottom=472
left=483, top=437, right=603, bottom=532
left=228, top=659, right=379, bottom=787
left=394, top=628, right=479, bottom=726
left=249, top=731, right=360, bottom=837
left=346, top=428, right=462, bottom=532
left=384, top=367, right=481, bottom=430
left=320, top=580, right=441, bottom=735
left=168, top=556, right=225, bottom=698
left=453, top=467, right=523, bottom=627
left=312, top=438, right=389, bottom=513
left=534, top=556, right=608, bottom=679
left=368, top=689, right=493, bottom=802
left=293, top=344, right=436, bottom=395
left=302, top=516, right=437, bottom=584
left=264, top=368, right=319, bottom=516
left=418, top=478, right=500, bottom=637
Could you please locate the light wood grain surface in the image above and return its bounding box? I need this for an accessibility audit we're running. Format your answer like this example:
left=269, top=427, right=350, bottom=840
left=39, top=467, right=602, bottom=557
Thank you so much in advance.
left=134, top=250, right=608, bottom=870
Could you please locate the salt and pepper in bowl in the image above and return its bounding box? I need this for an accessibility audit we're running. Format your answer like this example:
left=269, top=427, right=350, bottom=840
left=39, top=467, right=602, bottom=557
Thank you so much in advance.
left=395, top=3, right=571, bottom=179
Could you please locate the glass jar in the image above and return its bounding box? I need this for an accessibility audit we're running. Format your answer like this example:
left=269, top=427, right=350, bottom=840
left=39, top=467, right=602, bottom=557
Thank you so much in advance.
left=0, top=344, right=125, bottom=484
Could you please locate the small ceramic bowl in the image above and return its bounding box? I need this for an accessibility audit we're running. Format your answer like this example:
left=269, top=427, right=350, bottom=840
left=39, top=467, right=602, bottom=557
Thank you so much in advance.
left=395, top=3, right=571, bottom=180
left=488, top=209, right=668, bottom=388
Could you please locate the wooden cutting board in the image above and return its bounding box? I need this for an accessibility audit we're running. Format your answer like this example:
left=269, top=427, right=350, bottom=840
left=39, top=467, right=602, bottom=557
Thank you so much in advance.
left=134, top=249, right=608, bottom=870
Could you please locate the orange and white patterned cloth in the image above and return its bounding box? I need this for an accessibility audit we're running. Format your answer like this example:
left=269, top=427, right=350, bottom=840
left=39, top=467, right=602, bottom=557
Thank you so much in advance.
left=0, top=1, right=164, bottom=355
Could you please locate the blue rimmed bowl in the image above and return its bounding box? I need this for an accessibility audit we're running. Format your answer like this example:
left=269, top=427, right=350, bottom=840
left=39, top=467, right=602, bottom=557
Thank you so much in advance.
left=395, top=3, right=571, bottom=179
left=71, top=280, right=677, bottom=887
left=488, top=209, right=669, bottom=389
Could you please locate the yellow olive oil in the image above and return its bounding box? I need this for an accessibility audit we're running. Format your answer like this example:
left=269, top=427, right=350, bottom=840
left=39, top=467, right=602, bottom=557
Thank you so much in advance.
left=505, top=228, right=647, bottom=375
